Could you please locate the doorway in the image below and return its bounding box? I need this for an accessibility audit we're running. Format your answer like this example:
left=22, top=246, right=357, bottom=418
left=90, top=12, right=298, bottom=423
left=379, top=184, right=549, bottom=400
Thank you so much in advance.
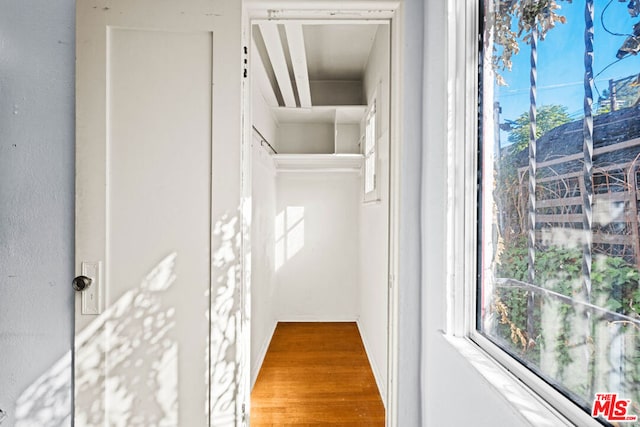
left=243, top=9, right=398, bottom=425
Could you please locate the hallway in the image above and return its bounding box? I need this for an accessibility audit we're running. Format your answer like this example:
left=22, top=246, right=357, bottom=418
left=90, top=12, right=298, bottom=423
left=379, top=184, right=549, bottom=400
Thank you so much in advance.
left=250, top=322, right=385, bottom=425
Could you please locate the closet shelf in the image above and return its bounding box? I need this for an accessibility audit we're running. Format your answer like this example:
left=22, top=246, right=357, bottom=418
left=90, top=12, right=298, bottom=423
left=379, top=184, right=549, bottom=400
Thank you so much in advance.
left=272, top=106, right=367, bottom=124
left=272, top=154, right=363, bottom=173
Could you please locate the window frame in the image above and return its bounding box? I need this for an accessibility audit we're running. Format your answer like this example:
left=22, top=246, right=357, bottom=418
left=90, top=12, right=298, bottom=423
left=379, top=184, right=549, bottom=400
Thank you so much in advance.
left=447, top=1, right=606, bottom=425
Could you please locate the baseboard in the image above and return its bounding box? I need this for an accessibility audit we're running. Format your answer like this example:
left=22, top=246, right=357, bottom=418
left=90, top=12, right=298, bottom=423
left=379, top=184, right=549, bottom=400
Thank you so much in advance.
left=356, top=320, right=387, bottom=407
left=251, top=320, right=277, bottom=390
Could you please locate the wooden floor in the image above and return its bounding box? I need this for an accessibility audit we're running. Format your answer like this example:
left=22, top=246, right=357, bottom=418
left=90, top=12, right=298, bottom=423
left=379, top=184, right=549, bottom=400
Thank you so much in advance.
left=250, top=322, right=385, bottom=426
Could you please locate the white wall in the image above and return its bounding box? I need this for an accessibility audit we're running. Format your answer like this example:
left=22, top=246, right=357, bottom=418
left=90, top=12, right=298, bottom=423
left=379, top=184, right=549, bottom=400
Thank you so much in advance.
left=250, top=82, right=279, bottom=388
left=358, top=23, right=390, bottom=403
left=250, top=136, right=278, bottom=388
left=335, top=123, right=360, bottom=154
left=252, top=82, right=279, bottom=151
left=278, top=123, right=334, bottom=154
left=274, top=172, right=360, bottom=321
left=0, top=2, right=75, bottom=426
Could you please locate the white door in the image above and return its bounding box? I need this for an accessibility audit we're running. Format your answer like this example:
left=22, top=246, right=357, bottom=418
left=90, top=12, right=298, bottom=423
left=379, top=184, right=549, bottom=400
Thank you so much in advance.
left=74, top=1, right=244, bottom=426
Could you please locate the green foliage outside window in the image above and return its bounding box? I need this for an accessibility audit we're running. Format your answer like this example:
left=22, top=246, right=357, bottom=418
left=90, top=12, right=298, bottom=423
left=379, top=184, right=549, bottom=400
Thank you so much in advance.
left=495, top=237, right=640, bottom=398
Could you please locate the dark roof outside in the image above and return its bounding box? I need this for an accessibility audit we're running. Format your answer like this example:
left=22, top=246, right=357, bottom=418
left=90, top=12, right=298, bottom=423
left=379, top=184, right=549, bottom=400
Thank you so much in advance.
left=513, top=104, right=640, bottom=170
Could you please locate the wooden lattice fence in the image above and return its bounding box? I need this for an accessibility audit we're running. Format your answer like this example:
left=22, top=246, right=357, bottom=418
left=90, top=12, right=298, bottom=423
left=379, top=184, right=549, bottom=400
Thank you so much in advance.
left=515, top=138, right=640, bottom=271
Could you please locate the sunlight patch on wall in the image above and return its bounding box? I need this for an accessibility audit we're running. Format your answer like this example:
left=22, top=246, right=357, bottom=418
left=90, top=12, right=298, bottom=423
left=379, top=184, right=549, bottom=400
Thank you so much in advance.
left=14, top=351, right=72, bottom=426
left=275, top=206, right=305, bottom=271
left=15, top=253, right=181, bottom=427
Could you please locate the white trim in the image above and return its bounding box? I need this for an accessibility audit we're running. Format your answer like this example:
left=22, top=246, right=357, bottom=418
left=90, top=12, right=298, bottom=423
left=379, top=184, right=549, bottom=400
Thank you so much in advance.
left=252, top=18, right=393, bottom=24
left=469, top=333, right=604, bottom=427
left=245, top=1, right=399, bottom=21
left=444, top=335, right=580, bottom=427
left=386, top=4, right=402, bottom=425
left=250, top=321, right=278, bottom=390
left=272, top=153, right=363, bottom=171
left=446, top=0, right=478, bottom=338
left=357, top=320, right=387, bottom=407
left=242, top=7, right=255, bottom=422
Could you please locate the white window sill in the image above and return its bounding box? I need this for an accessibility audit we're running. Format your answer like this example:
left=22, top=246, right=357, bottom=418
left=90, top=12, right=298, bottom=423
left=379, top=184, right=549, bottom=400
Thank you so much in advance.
left=443, top=333, right=602, bottom=427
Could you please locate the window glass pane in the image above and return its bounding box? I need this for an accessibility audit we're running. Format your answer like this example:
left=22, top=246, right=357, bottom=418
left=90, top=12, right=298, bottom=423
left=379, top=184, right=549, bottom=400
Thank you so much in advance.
left=365, top=112, right=376, bottom=153
left=479, top=0, right=640, bottom=420
left=365, top=155, right=375, bottom=194
left=364, top=103, right=376, bottom=195
left=368, top=135, right=372, bottom=154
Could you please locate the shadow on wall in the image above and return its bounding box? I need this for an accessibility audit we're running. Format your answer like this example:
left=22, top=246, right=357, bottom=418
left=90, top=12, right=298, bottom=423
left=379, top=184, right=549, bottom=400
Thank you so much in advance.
left=209, top=212, right=245, bottom=425
left=13, top=212, right=244, bottom=426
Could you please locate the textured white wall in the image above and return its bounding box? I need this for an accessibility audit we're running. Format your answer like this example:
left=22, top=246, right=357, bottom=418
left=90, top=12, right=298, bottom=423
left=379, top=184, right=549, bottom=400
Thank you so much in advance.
left=359, top=23, right=390, bottom=404
left=0, top=1, right=75, bottom=425
left=274, top=173, right=360, bottom=321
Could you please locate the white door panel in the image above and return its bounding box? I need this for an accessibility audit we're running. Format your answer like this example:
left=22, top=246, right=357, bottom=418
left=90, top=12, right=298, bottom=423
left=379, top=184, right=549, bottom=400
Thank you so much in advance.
left=75, top=1, right=243, bottom=426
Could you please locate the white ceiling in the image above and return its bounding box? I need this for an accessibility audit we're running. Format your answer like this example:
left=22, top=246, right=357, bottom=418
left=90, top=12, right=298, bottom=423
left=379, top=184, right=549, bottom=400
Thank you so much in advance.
left=253, top=23, right=380, bottom=108
left=302, top=24, right=378, bottom=81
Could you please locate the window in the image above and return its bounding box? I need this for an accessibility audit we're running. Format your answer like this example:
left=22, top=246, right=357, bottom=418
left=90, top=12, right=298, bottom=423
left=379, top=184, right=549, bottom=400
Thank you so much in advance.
left=477, top=0, right=640, bottom=424
left=363, top=100, right=377, bottom=201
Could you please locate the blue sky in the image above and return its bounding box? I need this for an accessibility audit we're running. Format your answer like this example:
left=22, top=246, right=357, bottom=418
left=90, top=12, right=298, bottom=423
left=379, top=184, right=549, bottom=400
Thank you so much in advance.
left=496, top=0, right=640, bottom=131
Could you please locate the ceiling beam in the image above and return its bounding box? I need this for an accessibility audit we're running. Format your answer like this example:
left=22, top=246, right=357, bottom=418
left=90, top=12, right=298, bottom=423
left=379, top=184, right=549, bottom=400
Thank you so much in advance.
left=284, top=23, right=312, bottom=108
left=251, top=38, right=279, bottom=107
left=258, top=23, right=296, bottom=108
